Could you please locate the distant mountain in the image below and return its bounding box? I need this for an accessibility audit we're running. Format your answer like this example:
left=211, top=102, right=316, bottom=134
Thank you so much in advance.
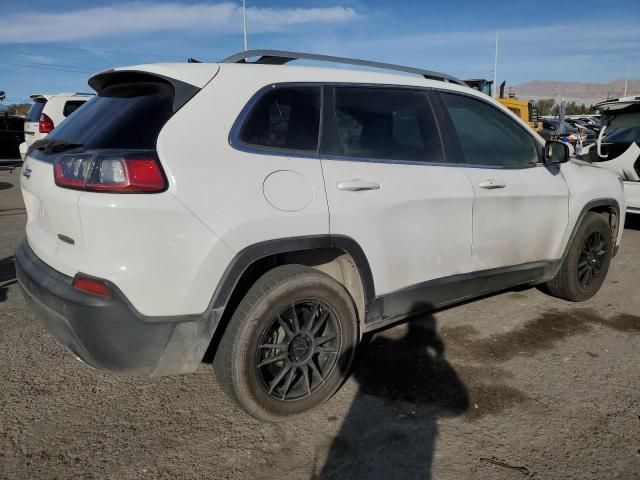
left=511, top=79, right=640, bottom=106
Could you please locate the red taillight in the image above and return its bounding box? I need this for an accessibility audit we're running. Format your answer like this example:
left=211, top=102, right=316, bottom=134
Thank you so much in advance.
left=53, top=152, right=167, bottom=193
left=73, top=276, right=111, bottom=298
left=39, top=113, right=54, bottom=133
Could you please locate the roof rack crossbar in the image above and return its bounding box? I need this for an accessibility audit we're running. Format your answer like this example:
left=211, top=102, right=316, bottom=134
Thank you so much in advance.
left=221, top=50, right=467, bottom=87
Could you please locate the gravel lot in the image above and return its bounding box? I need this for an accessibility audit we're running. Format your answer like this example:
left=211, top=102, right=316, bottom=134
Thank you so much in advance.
left=1, top=166, right=639, bottom=480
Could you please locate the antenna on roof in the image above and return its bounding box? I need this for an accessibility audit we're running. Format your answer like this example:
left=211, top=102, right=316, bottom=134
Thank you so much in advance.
left=188, top=58, right=202, bottom=63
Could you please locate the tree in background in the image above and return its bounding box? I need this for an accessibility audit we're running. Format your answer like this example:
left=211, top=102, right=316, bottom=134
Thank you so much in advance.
left=1, top=103, right=31, bottom=116
left=536, top=98, right=556, bottom=116
left=541, top=99, right=596, bottom=117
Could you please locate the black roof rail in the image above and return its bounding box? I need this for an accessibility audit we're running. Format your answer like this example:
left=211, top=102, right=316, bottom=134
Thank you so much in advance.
left=221, top=50, right=468, bottom=87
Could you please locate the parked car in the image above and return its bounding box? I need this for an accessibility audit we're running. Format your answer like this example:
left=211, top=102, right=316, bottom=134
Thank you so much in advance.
left=0, top=112, right=25, bottom=159
left=17, top=50, right=625, bottom=422
left=566, top=117, right=601, bottom=135
left=19, top=93, right=92, bottom=159
left=540, top=118, right=596, bottom=145
left=583, top=96, right=640, bottom=214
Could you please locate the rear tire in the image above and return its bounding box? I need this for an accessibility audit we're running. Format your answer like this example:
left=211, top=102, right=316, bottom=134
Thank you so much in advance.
left=545, top=212, right=613, bottom=301
left=213, top=264, right=358, bottom=422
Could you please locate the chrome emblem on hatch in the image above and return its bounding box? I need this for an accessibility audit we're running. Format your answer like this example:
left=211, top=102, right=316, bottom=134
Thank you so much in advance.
left=22, top=166, right=32, bottom=179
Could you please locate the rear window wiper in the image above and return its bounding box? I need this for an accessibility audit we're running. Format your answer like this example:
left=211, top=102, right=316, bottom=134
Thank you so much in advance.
left=33, top=139, right=84, bottom=154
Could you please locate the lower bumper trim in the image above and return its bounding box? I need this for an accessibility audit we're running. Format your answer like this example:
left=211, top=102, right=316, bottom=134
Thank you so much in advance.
left=16, top=239, right=214, bottom=376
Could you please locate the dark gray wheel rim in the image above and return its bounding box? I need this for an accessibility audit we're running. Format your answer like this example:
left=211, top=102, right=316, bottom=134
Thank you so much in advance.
left=578, top=231, right=607, bottom=289
left=256, top=300, right=342, bottom=401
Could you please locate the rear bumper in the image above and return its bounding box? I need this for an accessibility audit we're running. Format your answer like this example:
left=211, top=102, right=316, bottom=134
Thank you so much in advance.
left=16, top=239, right=215, bottom=376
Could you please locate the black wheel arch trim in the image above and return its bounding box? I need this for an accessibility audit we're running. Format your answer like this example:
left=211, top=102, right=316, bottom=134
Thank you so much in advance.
left=210, top=234, right=376, bottom=316
left=558, top=198, right=621, bottom=267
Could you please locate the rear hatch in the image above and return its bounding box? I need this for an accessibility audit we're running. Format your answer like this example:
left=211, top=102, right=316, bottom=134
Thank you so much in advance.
left=20, top=65, right=218, bottom=276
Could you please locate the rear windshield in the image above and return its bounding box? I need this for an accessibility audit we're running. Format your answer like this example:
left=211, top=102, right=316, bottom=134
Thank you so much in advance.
left=602, top=112, right=640, bottom=144
left=26, top=100, right=46, bottom=122
left=47, top=82, right=174, bottom=149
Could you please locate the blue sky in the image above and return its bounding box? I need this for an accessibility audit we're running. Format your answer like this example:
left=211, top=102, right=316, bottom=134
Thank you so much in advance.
left=1, top=0, right=639, bottom=103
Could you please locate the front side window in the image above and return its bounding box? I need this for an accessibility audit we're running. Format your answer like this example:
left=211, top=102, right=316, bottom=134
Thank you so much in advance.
left=239, top=86, right=321, bottom=153
left=329, top=87, right=443, bottom=162
left=441, top=93, right=539, bottom=167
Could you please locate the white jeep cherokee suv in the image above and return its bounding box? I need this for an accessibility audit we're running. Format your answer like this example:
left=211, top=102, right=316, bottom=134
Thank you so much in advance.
left=17, top=51, right=625, bottom=421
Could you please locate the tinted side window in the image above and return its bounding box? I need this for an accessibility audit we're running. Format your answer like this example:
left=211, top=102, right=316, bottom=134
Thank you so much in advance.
left=441, top=93, right=539, bottom=167
left=330, top=87, right=443, bottom=162
left=240, top=86, right=321, bottom=152
left=63, top=100, right=86, bottom=117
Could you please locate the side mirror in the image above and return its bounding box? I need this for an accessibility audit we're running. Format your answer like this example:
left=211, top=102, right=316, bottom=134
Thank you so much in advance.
left=544, top=140, right=570, bottom=164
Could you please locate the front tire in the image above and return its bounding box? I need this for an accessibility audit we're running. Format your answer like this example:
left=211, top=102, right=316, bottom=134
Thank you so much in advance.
left=545, top=212, right=613, bottom=301
left=213, top=264, right=358, bottom=422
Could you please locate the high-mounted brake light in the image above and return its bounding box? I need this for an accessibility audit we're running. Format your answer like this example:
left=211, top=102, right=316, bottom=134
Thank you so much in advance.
left=39, top=113, right=54, bottom=133
left=53, top=152, right=167, bottom=193
left=73, top=276, right=111, bottom=298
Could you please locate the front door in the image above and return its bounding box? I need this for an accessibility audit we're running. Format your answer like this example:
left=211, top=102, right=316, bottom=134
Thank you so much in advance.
left=437, top=91, right=569, bottom=271
left=320, top=86, right=475, bottom=317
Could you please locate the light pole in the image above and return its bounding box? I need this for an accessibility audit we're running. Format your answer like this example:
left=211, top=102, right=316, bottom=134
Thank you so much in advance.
left=242, top=0, right=248, bottom=51
left=493, top=33, right=499, bottom=99
left=624, top=58, right=630, bottom=97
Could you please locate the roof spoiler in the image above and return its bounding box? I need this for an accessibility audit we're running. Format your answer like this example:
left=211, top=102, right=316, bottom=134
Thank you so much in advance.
left=88, top=70, right=200, bottom=112
left=222, top=49, right=468, bottom=87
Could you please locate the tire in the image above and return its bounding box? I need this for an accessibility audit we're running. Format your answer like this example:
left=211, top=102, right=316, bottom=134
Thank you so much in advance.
left=213, top=264, right=358, bottom=422
left=545, top=212, right=613, bottom=301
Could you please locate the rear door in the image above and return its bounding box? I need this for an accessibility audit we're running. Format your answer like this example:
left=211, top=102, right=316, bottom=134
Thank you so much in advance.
left=436, top=91, right=569, bottom=271
left=320, top=85, right=474, bottom=315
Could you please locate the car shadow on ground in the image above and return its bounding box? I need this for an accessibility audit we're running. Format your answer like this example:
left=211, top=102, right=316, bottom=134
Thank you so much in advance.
left=315, top=305, right=640, bottom=480
left=0, top=256, right=17, bottom=303
left=317, top=305, right=469, bottom=480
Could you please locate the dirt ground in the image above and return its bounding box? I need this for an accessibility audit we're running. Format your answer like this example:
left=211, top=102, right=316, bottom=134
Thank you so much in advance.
left=1, top=166, right=639, bottom=480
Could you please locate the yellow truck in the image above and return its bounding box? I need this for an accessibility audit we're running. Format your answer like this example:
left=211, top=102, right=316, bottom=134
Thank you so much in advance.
left=464, top=79, right=541, bottom=131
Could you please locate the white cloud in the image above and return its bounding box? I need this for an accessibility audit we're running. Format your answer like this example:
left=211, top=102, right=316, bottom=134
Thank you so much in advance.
left=0, top=2, right=358, bottom=43
left=16, top=54, right=54, bottom=64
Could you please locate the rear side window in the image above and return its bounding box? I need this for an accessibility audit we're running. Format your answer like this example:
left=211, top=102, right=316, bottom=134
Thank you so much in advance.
left=239, top=86, right=321, bottom=152
left=26, top=100, right=46, bottom=122
left=47, top=82, right=174, bottom=149
left=441, top=93, right=538, bottom=167
left=62, top=100, right=86, bottom=117
left=329, top=87, right=443, bottom=162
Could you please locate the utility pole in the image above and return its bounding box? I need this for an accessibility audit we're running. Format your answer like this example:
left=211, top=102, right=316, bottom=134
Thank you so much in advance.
left=493, top=33, right=499, bottom=99
left=624, top=58, right=630, bottom=97
left=242, top=0, right=248, bottom=51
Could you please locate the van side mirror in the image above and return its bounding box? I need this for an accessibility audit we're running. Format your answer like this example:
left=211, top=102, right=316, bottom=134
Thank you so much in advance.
left=544, top=140, right=570, bottom=164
